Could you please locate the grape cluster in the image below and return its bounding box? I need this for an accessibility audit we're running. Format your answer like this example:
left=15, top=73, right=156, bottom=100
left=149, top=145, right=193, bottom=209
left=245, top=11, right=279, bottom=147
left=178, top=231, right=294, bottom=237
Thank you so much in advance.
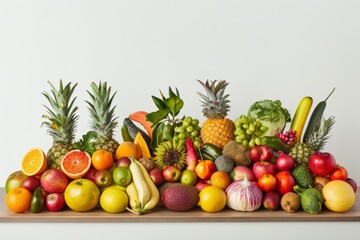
left=173, top=116, right=202, bottom=148
left=234, top=115, right=268, bottom=147
left=276, top=129, right=297, bottom=145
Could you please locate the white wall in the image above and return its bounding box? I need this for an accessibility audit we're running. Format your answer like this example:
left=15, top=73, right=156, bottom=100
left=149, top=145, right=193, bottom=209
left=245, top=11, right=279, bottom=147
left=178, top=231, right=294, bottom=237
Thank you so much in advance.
left=0, top=0, right=360, bottom=238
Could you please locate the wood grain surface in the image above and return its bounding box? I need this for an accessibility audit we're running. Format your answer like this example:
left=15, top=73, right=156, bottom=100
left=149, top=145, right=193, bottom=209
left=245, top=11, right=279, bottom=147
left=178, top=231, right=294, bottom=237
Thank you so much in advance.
left=1, top=187, right=359, bottom=223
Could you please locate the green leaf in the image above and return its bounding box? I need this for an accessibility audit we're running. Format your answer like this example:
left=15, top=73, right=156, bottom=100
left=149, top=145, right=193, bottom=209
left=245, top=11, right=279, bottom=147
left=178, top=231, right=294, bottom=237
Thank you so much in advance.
left=168, top=87, right=177, bottom=98
left=151, top=96, right=167, bottom=110
left=146, top=108, right=170, bottom=125
left=150, top=122, right=173, bottom=150
left=165, top=96, right=184, bottom=117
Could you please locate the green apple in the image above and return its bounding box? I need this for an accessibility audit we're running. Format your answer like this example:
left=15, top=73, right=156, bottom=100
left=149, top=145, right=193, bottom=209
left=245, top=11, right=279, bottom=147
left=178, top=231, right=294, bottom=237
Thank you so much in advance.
left=180, top=169, right=198, bottom=185
left=5, top=171, right=27, bottom=193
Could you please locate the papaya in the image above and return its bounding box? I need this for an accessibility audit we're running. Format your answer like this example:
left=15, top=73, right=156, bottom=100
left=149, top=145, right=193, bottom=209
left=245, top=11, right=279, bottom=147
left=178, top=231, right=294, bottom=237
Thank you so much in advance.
left=134, top=132, right=151, bottom=158
left=129, top=111, right=154, bottom=137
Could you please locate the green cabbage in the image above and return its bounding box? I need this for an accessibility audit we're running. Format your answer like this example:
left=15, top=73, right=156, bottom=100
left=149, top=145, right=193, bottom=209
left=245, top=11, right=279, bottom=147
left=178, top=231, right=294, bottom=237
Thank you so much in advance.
left=248, top=100, right=291, bottom=136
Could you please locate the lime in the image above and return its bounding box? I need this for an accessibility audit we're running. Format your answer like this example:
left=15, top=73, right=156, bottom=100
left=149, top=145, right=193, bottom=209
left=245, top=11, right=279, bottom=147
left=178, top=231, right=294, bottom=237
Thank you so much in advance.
left=112, top=166, right=132, bottom=187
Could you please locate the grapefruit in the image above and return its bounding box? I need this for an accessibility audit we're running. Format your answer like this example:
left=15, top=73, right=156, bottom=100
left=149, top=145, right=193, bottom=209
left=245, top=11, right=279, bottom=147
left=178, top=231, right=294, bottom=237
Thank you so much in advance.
left=322, top=180, right=356, bottom=213
left=61, top=150, right=91, bottom=179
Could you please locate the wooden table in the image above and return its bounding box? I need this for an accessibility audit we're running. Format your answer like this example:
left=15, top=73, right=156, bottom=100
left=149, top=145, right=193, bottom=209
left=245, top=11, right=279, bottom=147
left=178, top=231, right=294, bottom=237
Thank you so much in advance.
left=1, top=187, right=359, bottom=223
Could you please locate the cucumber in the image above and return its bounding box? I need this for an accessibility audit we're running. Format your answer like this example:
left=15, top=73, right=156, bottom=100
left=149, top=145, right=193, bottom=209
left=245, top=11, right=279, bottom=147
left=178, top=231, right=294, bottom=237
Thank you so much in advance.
left=123, top=118, right=152, bottom=148
left=261, top=136, right=291, bottom=154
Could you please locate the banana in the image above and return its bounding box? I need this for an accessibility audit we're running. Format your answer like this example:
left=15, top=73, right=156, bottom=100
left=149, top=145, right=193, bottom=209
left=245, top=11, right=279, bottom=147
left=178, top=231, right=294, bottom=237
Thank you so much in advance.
left=129, top=156, right=151, bottom=210
left=136, top=158, right=160, bottom=212
left=126, top=182, right=141, bottom=212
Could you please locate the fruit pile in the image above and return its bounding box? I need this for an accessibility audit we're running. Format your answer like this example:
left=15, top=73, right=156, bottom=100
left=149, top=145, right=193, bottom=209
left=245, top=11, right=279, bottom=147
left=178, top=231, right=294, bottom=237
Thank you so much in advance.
left=4, top=80, right=357, bottom=215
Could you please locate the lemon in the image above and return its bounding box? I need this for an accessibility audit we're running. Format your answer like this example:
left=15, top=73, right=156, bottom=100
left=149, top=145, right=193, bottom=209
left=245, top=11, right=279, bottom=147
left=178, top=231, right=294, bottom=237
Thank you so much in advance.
left=322, top=180, right=355, bottom=213
left=198, top=185, right=227, bottom=213
left=100, top=186, right=128, bottom=213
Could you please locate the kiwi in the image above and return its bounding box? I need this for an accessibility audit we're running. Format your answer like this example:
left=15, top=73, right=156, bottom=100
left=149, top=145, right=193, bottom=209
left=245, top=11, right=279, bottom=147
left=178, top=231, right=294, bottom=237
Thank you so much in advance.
left=161, top=184, right=200, bottom=211
left=222, top=141, right=252, bottom=167
left=280, top=192, right=301, bottom=213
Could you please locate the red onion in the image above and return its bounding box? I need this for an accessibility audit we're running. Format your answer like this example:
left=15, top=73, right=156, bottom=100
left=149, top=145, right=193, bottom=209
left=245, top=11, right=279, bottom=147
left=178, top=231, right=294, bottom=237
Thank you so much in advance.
left=225, top=175, right=263, bottom=211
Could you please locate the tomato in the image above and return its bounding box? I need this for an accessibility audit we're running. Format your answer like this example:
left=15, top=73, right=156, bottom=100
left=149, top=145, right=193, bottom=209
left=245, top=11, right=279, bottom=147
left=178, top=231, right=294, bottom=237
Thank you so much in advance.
left=330, top=166, right=348, bottom=181
left=275, top=171, right=295, bottom=195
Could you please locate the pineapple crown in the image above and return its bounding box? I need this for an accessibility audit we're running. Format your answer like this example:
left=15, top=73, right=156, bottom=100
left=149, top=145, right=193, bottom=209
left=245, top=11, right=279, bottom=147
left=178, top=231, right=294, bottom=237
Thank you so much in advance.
left=86, top=81, right=118, bottom=141
left=42, top=80, right=79, bottom=144
left=197, top=79, right=231, bottom=118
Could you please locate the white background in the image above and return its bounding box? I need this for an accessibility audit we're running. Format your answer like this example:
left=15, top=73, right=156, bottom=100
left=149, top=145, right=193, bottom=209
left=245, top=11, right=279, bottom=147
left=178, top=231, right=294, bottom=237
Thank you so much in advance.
left=0, top=0, right=359, bottom=239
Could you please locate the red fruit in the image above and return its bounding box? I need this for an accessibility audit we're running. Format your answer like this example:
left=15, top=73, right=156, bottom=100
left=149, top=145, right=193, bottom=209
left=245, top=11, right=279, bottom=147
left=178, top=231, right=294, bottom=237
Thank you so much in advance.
left=263, top=191, right=281, bottom=210
left=249, top=145, right=273, bottom=162
left=346, top=178, right=358, bottom=193
left=252, top=161, right=276, bottom=180
left=21, top=176, right=41, bottom=193
left=275, top=171, right=295, bottom=195
left=330, top=166, right=348, bottom=181
left=149, top=167, right=165, bottom=186
left=258, top=174, right=277, bottom=192
left=40, top=169, right=69, bottom=193
left=194, top=160, right=216, bottom=180
left=162, top=165, right=182, bottom=182
left=229, top=166, right=255, bottom=182
left=45, top=193, right=65, bottom=212
left=275, top=152, right=295, bottom=171
left=308, top=152, right=336, bottom=176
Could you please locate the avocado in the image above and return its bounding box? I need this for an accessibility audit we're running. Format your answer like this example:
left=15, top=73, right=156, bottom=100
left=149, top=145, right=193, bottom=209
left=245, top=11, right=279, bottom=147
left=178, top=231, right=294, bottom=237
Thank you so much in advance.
left=161, top=184, right=199, bottom=211
left=291, top=164, right=313, bottom=188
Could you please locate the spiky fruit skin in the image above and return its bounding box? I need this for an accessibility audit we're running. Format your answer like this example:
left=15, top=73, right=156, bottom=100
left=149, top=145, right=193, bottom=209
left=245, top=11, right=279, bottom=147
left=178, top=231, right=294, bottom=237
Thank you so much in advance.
left=290, top=143, right=314, bottom=165
left=94, top=139, right=119, bottom=161
left=47, top=143, right=74, bottom=169
left=154, top=141, right=187, bottom=170
left=200, top=117, right=235, bottom=149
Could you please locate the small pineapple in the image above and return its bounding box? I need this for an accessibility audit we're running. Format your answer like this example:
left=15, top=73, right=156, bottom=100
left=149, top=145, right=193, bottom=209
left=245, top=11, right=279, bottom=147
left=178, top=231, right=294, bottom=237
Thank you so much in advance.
left=197, top=80, right=235, bottom=149
left=290, top=116, right=335, bottom=164
left=42, top=80, right=79, bottom=169
left=86, top=81, right=119, bottom=159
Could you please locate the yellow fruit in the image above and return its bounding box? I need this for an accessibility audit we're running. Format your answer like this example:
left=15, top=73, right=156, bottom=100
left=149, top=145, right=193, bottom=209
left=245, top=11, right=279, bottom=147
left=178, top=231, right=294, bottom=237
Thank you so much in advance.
left=210, top=171, right=231, bottom=190
left=134, top=132, right=151, bottom=158
left=198, top=185, right=227, bottom=213
left=322, top=180, right=356, bottom=213
left=64, top=179, right=100, bottom=212
left=201, top=118, right=235, bottom=149
left=116, top=142, right=142, bottom=160
left=21, top=148, right=47, bottom=176
left=100, top=186, right=128, bottom=213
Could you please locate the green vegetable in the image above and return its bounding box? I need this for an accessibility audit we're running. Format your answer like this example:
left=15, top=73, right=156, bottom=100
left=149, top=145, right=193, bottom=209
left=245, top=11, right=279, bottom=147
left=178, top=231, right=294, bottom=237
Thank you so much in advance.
left=294, top=185, right=323, bottom=214
left=303, top=88, right=335, bottom=143
left=199, top=143, right=222, bottom=161
left=291, top=164, right=313, bottom=188
left=121, top=124, right=134, bottom=142
left=261, top=136, right=291, bottom=154
left=248, top=100, right=291, bottom=136
left=30, top=188, right=45, bottom=213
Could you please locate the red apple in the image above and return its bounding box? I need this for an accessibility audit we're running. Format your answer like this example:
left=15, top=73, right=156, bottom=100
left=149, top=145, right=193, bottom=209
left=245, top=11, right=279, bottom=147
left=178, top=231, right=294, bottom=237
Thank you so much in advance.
left=229, top=166, right=255, bottom=182
left=346, top=178, right=357, bottom=193
left=149, top=167, right=165, bottom=186
left=252, top=161, right=276, bottom=180
left=258, top=174, right=277, bottom=192
left=84, top=167, right=97, bottom=182
left=116, top=157, right=131, bottom=167
left=45, top=193, right=65, bottom=212
left=195, top=180, right=211, bottom=191
left=249, top=145, right=273, bottom=162
left=5, top=171, right=27, bottom=193
left=275, top=152, right=295, bottom=171
left=275, top=171, right=295, bottom=195
left=308, top=152, right=336, bottom=176
left=162, top=165, right=182, bottom=182
left=40, top=169, right=69, bottom=193
left=21, top=176, right=41, bottom=193
left=262, top=191, right=281, bottom=210
left=329, top=166, right=348, bottom=181
left=94, top=169, right=113, bottom=188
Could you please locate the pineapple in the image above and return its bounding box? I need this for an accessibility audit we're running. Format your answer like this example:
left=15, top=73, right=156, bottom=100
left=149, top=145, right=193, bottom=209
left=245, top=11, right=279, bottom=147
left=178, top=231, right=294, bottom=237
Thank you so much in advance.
left=86, top=82, right=119, bottom=159
left=290, top=116, right=335, bottom=164
left=42, top=80, right=79, bottom=169
left=197, top=80, right=235, bottom=149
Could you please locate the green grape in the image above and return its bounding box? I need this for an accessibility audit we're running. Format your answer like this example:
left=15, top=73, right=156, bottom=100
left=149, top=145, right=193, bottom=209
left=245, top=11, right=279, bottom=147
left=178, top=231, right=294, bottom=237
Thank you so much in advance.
left=195, top=137, right=202, bottom=142
left=242, top=139, right=248, bottom=146
left=178, top=133, right=186, bottom=139
left=234, top=118, right=242, bottom=126
left=249, top=123, right=255, bottom=132
left=193, top=140, right=200, bottom=148
left=191, top=119, right=199, bottom=126
left=186, top=126, right=194, bottom=133
left=177, top=126, right=185, bottom=133
left=173, top=136, right=180, bottom=142
left=255, top=137, right=261, bottom=145
left=260, top=126, right=268, bottom=132
left=191, top=130, right=198, bottom=138
left=249, top=138, right=255, bottom=147
left=235, top=136, right=242, bottom=143
left=246, top=129, right=252, bottom=135
left=233, top=114, right=264, bottom=146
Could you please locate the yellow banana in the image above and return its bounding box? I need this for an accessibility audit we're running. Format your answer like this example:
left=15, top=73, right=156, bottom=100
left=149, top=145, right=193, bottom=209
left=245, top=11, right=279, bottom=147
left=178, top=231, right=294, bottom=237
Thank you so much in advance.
left=136, top=159, right=160, bottom=212
left=290, top=96, right=313, bottom=143
left=129, top=156, right=151, bottom=209
left=126, top=182, right=141, bottom=212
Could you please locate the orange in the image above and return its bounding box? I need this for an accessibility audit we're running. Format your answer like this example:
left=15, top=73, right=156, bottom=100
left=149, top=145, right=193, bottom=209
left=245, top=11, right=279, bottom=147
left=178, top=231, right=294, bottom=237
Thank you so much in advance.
left=21, top=148, right=47, bottom=176
left=61, top=150, right=92, bottom=179
left=6, top=187, right=32, bottom=213
left=116, top=141, right=141, bottom=160
left=198, top=185, right=227, bottom=213
left=210, top=171, right=231, bottom=190
left=92, top=149, right=114, bottom=170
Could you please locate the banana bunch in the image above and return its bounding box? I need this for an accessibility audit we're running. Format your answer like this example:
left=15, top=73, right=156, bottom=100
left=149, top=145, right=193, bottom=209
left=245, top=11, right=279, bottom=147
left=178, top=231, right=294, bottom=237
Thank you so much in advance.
left=126, top=156, right=159, bottom=215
